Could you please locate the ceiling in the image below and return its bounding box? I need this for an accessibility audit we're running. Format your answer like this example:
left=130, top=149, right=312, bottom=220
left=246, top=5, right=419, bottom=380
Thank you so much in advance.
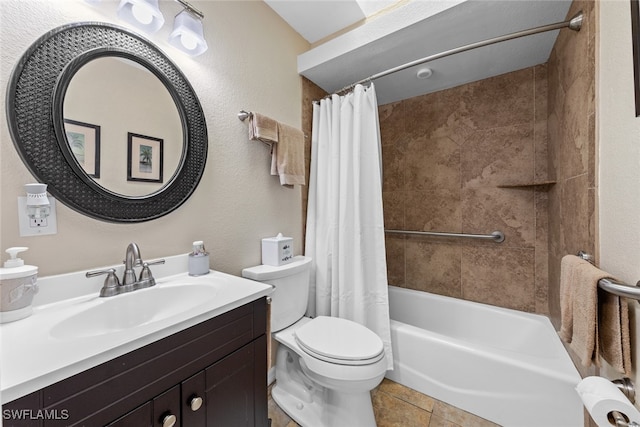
left=264, top=0, right=575, bottom=105
left=263, top=0, right=399, bottom=44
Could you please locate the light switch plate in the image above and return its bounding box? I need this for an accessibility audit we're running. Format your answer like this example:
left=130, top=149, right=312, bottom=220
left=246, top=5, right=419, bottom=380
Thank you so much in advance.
left=18, top=196, right=57, bottom=236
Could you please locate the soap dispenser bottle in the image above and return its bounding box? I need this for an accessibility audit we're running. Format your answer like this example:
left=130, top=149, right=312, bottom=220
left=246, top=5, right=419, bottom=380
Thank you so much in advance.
left=0, top=247, right=38, bottom=323
left=188, top=241, right=210, bottom=276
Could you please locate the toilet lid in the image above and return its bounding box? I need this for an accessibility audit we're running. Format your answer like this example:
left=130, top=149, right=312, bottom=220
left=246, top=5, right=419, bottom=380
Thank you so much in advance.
left=294, top=316, right=384, bottom=366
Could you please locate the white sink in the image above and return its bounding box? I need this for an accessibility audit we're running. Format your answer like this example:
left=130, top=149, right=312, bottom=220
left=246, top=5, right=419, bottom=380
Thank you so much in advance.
left=49, top=283, right=218, bottom=340
left=1, top=255, right=274, bottom=404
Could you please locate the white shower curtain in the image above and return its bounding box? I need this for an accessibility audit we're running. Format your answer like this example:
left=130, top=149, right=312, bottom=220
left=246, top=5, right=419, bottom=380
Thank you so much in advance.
left=305, top=83, right=393, bottom=370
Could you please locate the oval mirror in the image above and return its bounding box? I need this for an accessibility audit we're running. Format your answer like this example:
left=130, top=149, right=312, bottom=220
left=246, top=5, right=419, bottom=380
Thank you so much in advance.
left=6, top=23, right=207, bottom=223
left=62, top=56, right=184, bottom=197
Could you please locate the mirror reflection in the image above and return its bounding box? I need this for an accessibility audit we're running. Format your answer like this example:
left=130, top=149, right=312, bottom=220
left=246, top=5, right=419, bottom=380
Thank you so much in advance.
left=63, top=57, right=183, bottom=197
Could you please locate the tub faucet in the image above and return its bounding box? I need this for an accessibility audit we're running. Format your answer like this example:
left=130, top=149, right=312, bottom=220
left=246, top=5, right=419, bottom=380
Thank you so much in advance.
left=123, top=242, right=142, bottom=287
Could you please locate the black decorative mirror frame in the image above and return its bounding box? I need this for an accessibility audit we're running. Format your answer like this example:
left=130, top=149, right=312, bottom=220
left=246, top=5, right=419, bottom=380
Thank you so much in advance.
left=6, top=22, right=208, bottom=223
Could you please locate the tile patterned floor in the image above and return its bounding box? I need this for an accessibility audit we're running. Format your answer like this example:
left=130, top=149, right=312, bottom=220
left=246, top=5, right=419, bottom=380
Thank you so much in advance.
left=268, top=378, right=501, bottom=427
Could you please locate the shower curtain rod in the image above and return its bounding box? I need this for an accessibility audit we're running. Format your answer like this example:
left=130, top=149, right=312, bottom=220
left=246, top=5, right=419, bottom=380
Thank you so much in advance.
left=335, top=11, right=584, bottom=94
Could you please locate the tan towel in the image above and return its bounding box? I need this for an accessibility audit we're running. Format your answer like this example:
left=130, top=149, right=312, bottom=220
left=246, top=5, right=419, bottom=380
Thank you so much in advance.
left=270, top=122, right=305, bottom=186
left=559, top=255, right=632, bottom=375
left=248, top=112, right=278, bottom=144
left=600, top=288, right=632, bottom=375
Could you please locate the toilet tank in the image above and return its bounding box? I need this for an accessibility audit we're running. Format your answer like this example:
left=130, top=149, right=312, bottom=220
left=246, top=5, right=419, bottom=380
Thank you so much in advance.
left=242, top=256, right=311, bottom=332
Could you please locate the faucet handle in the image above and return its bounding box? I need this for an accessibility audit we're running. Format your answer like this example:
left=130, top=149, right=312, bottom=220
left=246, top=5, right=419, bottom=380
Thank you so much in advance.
left=86, top=268, right=121, bottom=297
left=145, top=259, right=166, bottom=267
left=137, top=259, right=165, bottom=289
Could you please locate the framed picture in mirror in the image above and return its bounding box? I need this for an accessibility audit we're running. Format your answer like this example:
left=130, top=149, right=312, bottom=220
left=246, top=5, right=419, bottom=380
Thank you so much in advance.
left=63, top=119, right=101, bottom=178
left=127, top=132, right=164, bottom=183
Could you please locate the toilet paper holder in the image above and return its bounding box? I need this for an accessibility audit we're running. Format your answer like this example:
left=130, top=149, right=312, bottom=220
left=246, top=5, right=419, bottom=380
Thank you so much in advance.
left=610, top=377, right=636, bottom=427
left=610, top=411, right=638, bottom=427
left=613, top=377, right=635, bottom=404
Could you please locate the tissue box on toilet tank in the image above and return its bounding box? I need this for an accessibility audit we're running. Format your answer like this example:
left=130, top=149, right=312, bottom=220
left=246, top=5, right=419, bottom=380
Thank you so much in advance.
left=262, top=233, right=293, bottom=266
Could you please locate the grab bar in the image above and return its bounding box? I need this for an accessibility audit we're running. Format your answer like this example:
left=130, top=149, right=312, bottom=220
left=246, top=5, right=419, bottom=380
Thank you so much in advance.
left=384, top=229, right=505, bottom=243
left=577, top=251, right=640, bottom=301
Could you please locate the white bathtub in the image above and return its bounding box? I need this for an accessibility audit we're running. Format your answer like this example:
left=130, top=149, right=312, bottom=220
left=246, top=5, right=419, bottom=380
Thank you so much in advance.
left=385, top=286, right=583, bottom=427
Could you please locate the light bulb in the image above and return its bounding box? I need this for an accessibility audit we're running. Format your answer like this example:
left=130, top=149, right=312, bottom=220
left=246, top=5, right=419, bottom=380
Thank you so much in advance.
left=131, top=4, right=153, bottom=25
left=169, top=9, right=208, bottom=56
left=181, top=33, right=199, bottom=50
left=117, top=0, right=165, bottom=33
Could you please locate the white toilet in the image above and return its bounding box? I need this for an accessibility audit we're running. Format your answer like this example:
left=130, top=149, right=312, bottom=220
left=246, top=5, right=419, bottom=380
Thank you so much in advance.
left=242, top=256, right=387, bottom=427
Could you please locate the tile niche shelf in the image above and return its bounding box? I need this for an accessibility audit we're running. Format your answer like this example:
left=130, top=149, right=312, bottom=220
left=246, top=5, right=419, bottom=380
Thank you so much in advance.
left=497, top=180, right=557, bottom=189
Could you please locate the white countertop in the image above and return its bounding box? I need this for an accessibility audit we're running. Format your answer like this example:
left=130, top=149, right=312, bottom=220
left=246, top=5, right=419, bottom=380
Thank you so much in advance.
left=0, top=254, right=273, bottom=403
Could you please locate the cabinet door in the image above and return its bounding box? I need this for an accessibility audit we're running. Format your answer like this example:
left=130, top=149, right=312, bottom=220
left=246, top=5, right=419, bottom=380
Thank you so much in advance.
left=181, top=371, right=206, bottom=427
left=2, top=391, right=43, bottom=427
left=205, top=343, right=255, bottom=427
left=153, top=385, right=180, bottom=427
left=105, top=402, right=152, bottom=427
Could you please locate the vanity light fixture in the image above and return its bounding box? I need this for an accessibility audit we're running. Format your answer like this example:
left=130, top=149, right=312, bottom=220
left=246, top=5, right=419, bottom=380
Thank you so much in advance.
left=169, top=1, right=208, bottom=56
left=117, top=0, right=165, bottom=34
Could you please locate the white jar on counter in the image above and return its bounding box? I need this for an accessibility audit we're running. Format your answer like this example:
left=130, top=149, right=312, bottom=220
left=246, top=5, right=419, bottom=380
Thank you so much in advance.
left=0, top=247, right=39, bottom=323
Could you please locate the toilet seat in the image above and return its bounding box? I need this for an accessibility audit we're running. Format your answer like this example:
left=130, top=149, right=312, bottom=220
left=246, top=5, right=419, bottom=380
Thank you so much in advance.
left=294, top=316, right=385, bottom=366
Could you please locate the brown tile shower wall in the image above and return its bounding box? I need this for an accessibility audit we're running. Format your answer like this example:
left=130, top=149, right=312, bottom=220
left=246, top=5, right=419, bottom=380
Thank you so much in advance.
left=379, top=65, right=550, bottom=314
left=300, top=0, right=594, bottom=322
left=547, top=0, right=596, bottom=329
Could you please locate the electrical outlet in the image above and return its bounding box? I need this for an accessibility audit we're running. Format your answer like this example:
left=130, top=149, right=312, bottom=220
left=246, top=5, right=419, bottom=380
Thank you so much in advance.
left=18, top=197, right=57, bottom=236
left=30, top=217, right=48, bottom=228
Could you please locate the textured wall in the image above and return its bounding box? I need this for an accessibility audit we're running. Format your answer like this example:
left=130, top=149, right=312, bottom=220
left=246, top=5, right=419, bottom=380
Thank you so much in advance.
left=0, top=0, right=308, bottom=277
left=379, top=65, right=550, bottom=314
left=598, top=0, right=640, bottom=388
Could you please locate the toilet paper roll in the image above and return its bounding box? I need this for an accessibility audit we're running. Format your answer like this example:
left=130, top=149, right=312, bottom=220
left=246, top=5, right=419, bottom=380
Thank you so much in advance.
left=576, top=376, right=640, bottom=427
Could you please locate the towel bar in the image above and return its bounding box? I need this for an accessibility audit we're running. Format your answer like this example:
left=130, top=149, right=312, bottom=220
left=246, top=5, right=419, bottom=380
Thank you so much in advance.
left=577, top=251, right=640, bottom=301
left=597, top=278, right=640, bottom=300
left=237, top=110, right=250, bottom=121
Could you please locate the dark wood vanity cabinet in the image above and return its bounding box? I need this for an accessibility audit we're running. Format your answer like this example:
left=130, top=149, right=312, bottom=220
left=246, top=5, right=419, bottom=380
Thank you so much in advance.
left=3, top=298, right=268, bottom=427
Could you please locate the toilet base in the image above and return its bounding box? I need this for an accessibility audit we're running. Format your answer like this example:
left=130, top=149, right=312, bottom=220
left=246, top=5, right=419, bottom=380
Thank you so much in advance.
left=272, top=381, right=377, bottom=427
left=271, top=318, right=385, bottom=427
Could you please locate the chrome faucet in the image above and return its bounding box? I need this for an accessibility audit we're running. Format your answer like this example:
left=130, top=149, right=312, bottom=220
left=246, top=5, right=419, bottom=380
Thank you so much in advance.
left=123, top=242, right=142, bottom=287
left=86, top=243, right=165, bottom=297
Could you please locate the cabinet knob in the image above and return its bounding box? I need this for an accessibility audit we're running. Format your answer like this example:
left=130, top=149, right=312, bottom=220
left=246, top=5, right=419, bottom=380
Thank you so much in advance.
left=162, top=414, right=177, bottom=427
left=189, top=395, right=203, bottom=411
